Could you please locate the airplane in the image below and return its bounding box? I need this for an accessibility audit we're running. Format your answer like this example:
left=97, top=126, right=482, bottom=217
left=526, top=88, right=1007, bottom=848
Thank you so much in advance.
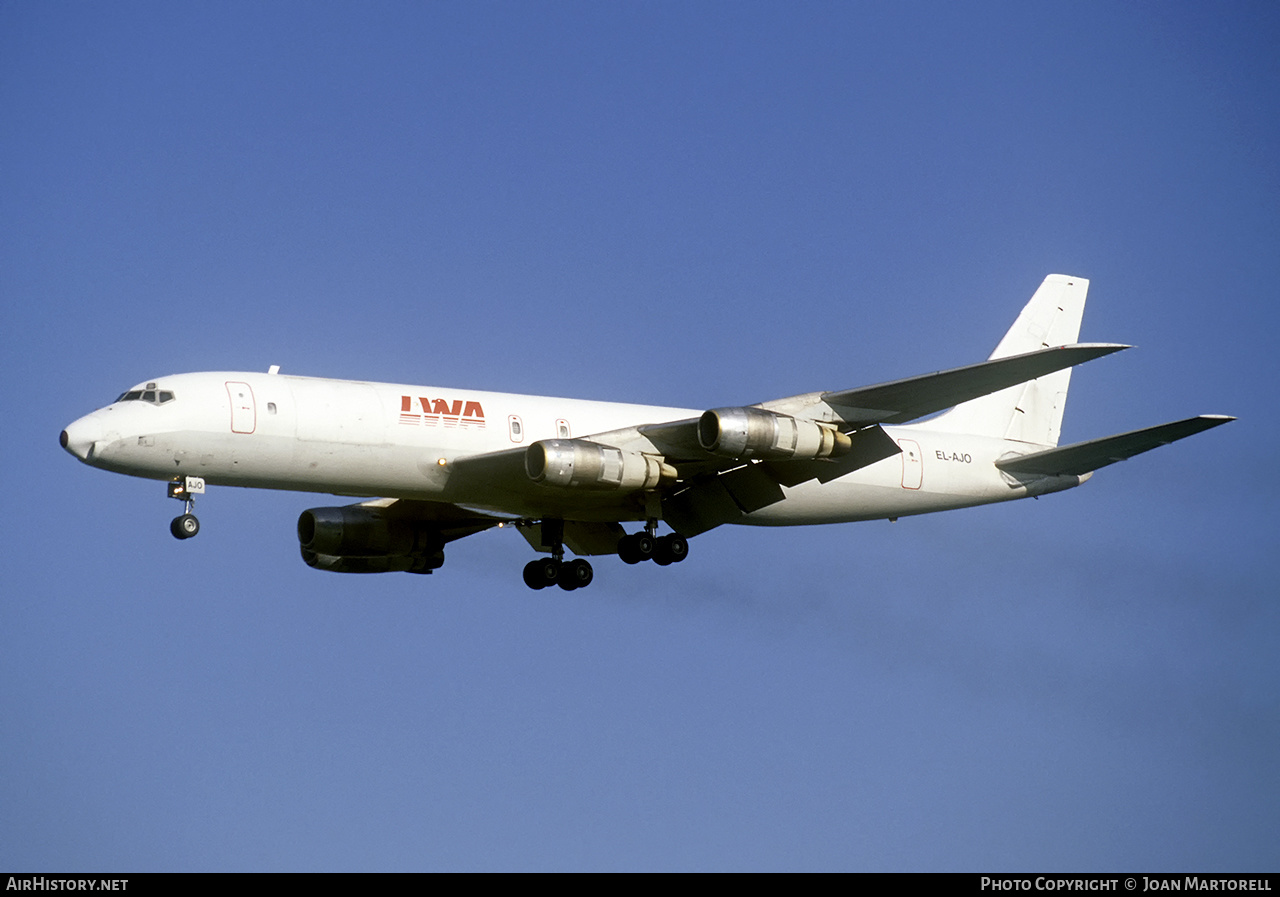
left=60, top=274, right=1232, bottom=591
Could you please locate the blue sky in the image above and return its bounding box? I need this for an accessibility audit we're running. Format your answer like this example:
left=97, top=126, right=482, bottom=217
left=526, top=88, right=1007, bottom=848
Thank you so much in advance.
left=2, top=1, right=1276, bottom=871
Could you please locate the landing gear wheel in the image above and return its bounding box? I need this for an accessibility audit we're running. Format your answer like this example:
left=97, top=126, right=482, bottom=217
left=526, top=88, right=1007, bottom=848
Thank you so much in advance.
left=634, top=532, right=655, bottom=561
left=654, top=534, right=689, bottom=566
left=618, top=532, right=655, bottom=564
left=558, top=558, right=594, bottom=591
left=170, top=513, right=200, bottom=540
left=618, top=533, right=640, bottom=564
left=523, top=558, right=560, bottom=590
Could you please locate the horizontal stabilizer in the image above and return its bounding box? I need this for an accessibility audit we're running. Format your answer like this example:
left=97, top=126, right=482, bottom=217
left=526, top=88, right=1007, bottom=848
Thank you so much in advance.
left=817, top=343, right=1129, bottom=426
left=995, top=415, right=1235, bottom=477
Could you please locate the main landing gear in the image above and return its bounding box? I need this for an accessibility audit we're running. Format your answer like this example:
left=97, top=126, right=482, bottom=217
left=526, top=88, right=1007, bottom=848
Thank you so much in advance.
left=522, top=518, right=689, bottom=591
left=167, top=476, right=205, bottom=540
left=618, top=530, right=688, bottom=566
left=522, top=556, right=594, bottom=592
left=522, top=519, right=594, bottom=591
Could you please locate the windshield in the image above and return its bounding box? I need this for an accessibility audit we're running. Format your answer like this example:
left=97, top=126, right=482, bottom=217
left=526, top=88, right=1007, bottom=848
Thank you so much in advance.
left=115, top=382, right=175, bottom=405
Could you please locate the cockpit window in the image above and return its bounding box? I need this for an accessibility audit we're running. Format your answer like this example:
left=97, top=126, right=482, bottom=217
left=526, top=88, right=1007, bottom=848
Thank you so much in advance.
left=115, top=383, right=176, bottom=405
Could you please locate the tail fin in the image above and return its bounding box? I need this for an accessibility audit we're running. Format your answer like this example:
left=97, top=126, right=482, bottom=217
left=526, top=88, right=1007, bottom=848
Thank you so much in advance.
left=924, top=274, right=1090, bottom=446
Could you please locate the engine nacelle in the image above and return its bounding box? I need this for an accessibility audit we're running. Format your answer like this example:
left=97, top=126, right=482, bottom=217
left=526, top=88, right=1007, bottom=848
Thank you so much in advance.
left=698, top=407, right=852, bottom=461
left=299, top=547, right=443, bottom=575
left=526, top=439, right=674, bottom=490
left=297, top=506, right=445, bottom=574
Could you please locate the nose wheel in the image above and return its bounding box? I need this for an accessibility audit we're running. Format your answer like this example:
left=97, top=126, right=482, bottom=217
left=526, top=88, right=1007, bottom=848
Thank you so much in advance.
left=167, top=476, right=205, bottom=540
left=170, top=513, right=200, bottom=539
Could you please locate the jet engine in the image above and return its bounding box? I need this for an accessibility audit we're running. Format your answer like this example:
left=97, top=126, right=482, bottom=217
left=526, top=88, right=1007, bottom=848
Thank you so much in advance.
left=297, top=506, right=445, bottom=574
left=698, top=407, right=852, bottom=461
left=526, top=439, right=675, bottom=490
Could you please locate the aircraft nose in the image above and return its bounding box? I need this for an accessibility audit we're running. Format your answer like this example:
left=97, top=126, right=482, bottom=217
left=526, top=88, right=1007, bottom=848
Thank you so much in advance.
left=60, top=415, right=103, bottom=462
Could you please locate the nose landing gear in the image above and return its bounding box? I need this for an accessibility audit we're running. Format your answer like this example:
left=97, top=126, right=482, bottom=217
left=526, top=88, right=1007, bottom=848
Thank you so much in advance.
left=167, top=476, right=205, bottom=540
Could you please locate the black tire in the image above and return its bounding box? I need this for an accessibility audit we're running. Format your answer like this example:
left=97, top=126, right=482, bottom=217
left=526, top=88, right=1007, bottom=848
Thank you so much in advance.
left=558, top=558, right=593, bottom=591
left=656, top=533, right=689, bottom=565
left=170, top=514, right=199, bottom=540
left=538, top=557, right=561, bottom=585
left=633, top=532, right=655, bottom=562
left=522, top=560, right=547, bottom=590
left=617, top=533, right=641, bottom=565
left=524, top=558, right=560, bottom=590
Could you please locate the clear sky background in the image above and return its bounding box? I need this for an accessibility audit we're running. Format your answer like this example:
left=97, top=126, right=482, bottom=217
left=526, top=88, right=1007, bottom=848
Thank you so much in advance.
left=2, top=1, right=1276, bottom=872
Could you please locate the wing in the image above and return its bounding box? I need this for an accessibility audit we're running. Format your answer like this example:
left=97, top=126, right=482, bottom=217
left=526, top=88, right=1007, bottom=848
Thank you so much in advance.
left=763, top=342, right=1129, bottom=425
left=440, top=342, right=1129, bottom=535
left=636, top=342, right=1127, bottom=460
left=995, top=415, right=1235, bottom=478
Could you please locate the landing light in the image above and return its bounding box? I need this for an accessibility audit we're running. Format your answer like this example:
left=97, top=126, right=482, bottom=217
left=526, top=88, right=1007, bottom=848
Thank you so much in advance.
left=437, top=457, right=448, bottom=466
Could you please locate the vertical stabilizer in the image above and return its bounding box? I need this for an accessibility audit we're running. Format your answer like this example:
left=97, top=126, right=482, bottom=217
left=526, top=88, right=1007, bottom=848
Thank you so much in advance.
left=922, top=274, right=1089, bottom=446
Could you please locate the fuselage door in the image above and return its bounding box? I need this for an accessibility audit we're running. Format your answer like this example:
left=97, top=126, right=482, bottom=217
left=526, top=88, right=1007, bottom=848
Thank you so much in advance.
left=226, top=381, right=256, bottom=434
left=899, top=438, right=922, bottom=490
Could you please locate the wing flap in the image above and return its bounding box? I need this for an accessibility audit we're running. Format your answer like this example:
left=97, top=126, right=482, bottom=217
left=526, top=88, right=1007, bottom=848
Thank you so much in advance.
left=659, top=427, right=904, bottom=534
left=995, top=415, right=1235, bottom=477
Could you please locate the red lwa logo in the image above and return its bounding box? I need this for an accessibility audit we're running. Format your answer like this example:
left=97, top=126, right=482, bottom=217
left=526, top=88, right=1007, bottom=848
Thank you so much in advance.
left=399, top=396, right=486, bottom=429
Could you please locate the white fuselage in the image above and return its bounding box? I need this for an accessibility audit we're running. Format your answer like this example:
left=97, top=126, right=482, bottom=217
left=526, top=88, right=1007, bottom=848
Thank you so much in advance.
left=61, top=371, right=1085, bottom=526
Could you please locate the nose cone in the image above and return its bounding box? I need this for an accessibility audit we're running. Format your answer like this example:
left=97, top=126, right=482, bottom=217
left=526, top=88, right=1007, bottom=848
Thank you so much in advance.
left=60, top=414, right=103, bottom=462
